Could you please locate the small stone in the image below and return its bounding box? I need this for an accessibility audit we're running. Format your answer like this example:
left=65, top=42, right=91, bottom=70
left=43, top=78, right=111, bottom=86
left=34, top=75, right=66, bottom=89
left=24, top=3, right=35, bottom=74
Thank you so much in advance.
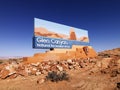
left=37, top=78, right=45, bottom=84
left=69, top=66, right=74, bottom=69
left=36, top=71, right=41, bottom=76
left=57, top=65, right=63, bottom=71
left=31, top=62, right=40, bottom=67
left=67, top=59, right=72, bottom=63
left=41, top=70, right=47, bottom=74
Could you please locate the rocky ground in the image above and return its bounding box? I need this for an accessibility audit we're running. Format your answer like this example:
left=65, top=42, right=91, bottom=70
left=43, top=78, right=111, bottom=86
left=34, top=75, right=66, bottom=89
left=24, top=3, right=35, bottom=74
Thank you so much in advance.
left=0, top=48, right=120, bottom=90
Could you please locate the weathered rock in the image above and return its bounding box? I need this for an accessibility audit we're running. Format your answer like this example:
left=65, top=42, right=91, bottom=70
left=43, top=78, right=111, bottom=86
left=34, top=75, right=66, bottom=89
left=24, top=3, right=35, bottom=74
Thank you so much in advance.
left=69, top=28, right=77, bottom=40
left=36, top=71, right=41, bottom=76
left=50, top=65, right=57, bottom=71
left=37, top=78, right=45, bottom=84
left=68, top=66, right=74, bottom=69
left=41, top=70, right=47, bottom=74
left=8, top=73, right=18, bottom=79
left=18, top=70, right=28, bottom=76
left=0, top=68, right=12, bottom=79
left=79, top=63, right=86, bottom=68
left=117, top=59, right=120, bottom=66
left=31, top=67, right=37, bottom=75
left=67, top=59, right=73, bottom=64
left=31, top=62, right=40, bottom=67
left=0, top=64, right=5, bottom=71
left=0, top=57, right=104, bottom=79
left=101, top=58, right=112, bottom=69
left=57, top=65, right=63, bottom=71
left=96, top=61, right=102, bottom=68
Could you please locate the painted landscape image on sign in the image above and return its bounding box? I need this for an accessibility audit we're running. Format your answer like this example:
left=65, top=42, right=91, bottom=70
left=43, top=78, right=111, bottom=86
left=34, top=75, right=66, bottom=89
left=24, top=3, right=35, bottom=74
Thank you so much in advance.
left=33, top=18, right=90, bottom=49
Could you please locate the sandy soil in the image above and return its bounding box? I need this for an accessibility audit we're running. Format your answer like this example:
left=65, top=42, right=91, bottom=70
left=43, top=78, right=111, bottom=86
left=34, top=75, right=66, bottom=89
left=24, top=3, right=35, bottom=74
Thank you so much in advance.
left=0, top=68, right=119, bottom=90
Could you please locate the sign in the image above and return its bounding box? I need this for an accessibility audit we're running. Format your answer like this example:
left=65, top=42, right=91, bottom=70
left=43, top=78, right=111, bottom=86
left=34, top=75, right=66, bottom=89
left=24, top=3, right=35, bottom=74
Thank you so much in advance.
left=33, top=18, right=90, bottom=49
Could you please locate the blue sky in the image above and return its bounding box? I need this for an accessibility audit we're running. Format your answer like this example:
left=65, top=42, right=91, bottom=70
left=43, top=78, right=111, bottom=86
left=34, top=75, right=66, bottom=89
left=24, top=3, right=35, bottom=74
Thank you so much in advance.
left=0, top=0, right=120, bottom=56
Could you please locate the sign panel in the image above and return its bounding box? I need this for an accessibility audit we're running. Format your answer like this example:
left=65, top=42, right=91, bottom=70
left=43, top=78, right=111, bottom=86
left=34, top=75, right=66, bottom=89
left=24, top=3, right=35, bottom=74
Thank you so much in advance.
left=33, top=18, right=90, bottom=49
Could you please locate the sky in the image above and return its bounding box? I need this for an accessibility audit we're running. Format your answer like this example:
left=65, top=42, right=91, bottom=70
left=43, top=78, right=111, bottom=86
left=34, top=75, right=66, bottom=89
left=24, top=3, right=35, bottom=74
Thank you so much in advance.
left=0, top=0, right=120, bottom=56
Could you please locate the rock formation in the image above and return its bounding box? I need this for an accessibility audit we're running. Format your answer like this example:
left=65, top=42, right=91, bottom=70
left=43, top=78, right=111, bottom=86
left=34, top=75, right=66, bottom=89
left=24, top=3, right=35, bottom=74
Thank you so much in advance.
left=35, top=27, right=68, bottom=39
left=23, top=45, right=97, bottom=64
left=79, top=36, right=89, bottom=42
left=69, top=28, right=77, bottom=40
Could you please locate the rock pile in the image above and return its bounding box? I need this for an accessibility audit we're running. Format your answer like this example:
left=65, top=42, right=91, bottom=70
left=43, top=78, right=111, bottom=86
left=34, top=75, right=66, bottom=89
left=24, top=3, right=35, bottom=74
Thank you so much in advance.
left=0, top=58, right=97, bottom=79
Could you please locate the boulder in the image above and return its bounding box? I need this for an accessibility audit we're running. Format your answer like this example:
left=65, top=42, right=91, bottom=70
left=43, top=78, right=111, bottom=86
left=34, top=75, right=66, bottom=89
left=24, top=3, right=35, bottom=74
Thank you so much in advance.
left=0, top=69, right=10, bottom=79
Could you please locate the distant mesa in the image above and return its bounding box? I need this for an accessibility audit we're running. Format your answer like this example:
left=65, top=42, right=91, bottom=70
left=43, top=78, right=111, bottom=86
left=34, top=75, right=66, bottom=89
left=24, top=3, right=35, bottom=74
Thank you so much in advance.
left=35, top=27, right=68, bottom=39
left=69, top=28, right=77, bottom=40
left=79, top=36, right=89, bottom=42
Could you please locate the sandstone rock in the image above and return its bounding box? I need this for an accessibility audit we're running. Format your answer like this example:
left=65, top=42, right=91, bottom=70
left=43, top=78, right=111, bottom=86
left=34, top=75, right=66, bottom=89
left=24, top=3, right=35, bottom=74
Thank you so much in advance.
left=96, top=61, right=102, bottom=68
left=41, top=70, right=47, bottom=74
left=79, top=63, right=86, bottom=68
left=36, top=71, right=41, bottom=76
left=31, top=67, right=37, bottom=75
left=117, top=68, right=120, bottom=74
left=37, top=78, right=45, bottom=84
left=0, top=63, right=18, bottom=79
left=0, top=69, right=10, bottom=79
left=50, top=65, right=57, bottom=71
left=61, top=63, right=68, bottom=70
left=69, top=28, right=76, bottom=40
left=18, top=70, right=28, bottom=76
left=117, top=59, right=120, bottom=66
left=25, top=67, right=31, bottom=74
left=0, top=63, right=5, bottom=69
left=67, top=59, right=74, bottom=65
left=43, top=65, right=50, bottom=71
left=101, top=58, right=112, bottom=69
left=67, top=59, right=72, bottom=63
left=31, top=62, right=40, bottom=67
left=57, top=65, right=63, bottom=71
left=68, top=66, right=74, bottom=69
left=0, top=57, right=102, bottom=80
left=8, top=73, right=18, bottom=79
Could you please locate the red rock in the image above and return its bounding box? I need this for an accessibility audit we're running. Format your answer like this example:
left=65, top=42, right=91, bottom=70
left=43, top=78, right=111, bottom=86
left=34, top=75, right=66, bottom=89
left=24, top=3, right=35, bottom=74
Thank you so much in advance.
left=8, top=73, right=18, bottom=79
left=18, top=70, right=28, bottom=76
left=0, top=69, right=10, bottom=79
left=69, top=28, right=76, bottom=40
left=0, top=64, right=5, bottom=71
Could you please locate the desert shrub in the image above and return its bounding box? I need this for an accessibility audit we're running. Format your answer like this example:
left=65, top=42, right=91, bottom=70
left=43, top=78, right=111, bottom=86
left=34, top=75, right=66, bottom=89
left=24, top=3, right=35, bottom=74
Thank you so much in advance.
left=102, top=54, right=110, bottom=58
left=46, top=71, right=69, bottom=82
left=0, top=60, right=3, bottom=64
